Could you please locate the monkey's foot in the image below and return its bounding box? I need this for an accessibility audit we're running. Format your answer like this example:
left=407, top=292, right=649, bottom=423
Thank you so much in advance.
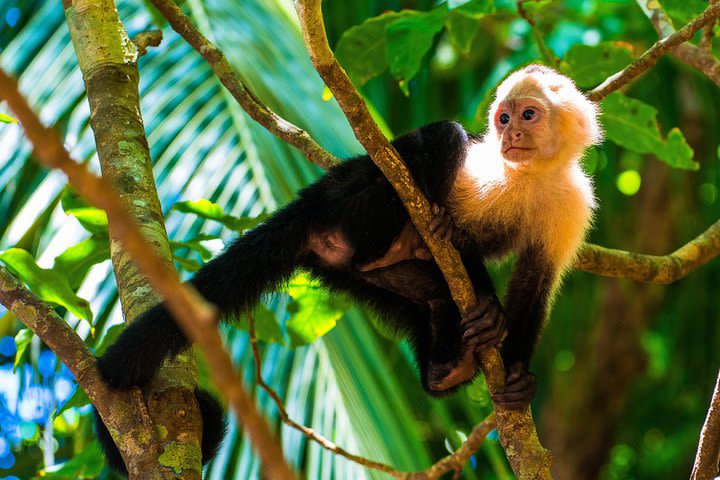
left=490, top=363, right=537, bottom=410
left=428, top=203, right=453, bottom=241
left=461, top=295, right=506, bottom=352
left=427, top=349, right=477, bottom=392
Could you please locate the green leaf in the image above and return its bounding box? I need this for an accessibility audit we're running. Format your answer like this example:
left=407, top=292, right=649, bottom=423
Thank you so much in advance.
left=14, top=328, right=33, bottom=372
left=170, top=234, right=218, bottom=261
left=660, top=0, right=706, bottom=24
left=235, top=304, right=285, bottom=345
left=520, top=0, right=555, bottom=16
left=444, top=1, right=495, bottom=53
left=93, top=324, right=125, bottom=357
left=285, top=273, right=349, bottom=348
left=335, top=11, right=415, bottom=87
left=53, top=236, right=110, bottom=289
left=387, top=8, right=447, bottom=95
left=64, top=207, right=109, bottom=235
left=171, top=199, right=270, bottom=232
left=0, top=112, right=18, bottom=124
left=601, top=92, right=698, bottom=170
left=0, top=248, right=93, bottom=321
left=173, top=256, right=203, bottom=273
left=560, top=42, right=635, bottom=89
left=56, top=387, right=90, bottom=417
left=40, top=441, right=104, bottom=479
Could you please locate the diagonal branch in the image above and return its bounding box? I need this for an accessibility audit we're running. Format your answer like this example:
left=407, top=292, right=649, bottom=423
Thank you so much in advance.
left=148, top=0, right=338, bottom=170
left=0, top=266, right=165, bottom=475
left=692, top=370, right=720, bottom=480
left=248, top=316, right=496, bottom=480
left=0, top=68, right=295, bottom=480
left=576, top=220, right=720, bottom=283
left=588, top=1, right=720, bottom=101
left=293, top=1, right=552, bottom=478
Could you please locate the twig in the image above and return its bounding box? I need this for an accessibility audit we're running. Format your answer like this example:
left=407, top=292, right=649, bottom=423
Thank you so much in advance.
left=516, top=1, right=559, bottom=67
left=0, top=266, right=166, bottom=475
left=293, top=2, right=552, bottom=478
left=638, top=0, right=720, bottom=88
left=575, top=220, right=720, bottom=283
left=147, top=0, right=338, bottom=170
left=132, top=30, right=163, bottom=57
left=248, top=316, right=496, bottom=480
left=588, top=2, right=720, bottom=101
left=691, top=370, right=720, bottom=480
left=0, top=68, right=295, bottom=480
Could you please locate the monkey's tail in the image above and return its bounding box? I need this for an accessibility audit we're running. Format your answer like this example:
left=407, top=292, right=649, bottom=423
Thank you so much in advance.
left=97, top=199, right=310, bottom=390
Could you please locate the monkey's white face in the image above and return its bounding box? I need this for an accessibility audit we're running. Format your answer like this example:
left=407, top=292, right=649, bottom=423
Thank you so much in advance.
left=493, top=93, right=558, bottom=169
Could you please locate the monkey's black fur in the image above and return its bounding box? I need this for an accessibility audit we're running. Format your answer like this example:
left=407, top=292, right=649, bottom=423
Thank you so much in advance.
left=96, top=121, right=499, bottom=472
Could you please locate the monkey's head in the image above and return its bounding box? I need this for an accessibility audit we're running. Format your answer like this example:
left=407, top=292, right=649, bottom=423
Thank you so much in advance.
left=487, top=64, right=602, bottom=170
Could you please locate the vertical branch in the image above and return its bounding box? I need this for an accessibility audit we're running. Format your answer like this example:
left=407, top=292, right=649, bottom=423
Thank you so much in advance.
left=692, top=372, right=720, bottom=480
left=293, top=1, right=553, bottom=478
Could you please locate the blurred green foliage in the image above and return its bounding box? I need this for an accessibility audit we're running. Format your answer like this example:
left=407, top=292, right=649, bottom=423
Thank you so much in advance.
left=0, top=0, right=719, bottom=479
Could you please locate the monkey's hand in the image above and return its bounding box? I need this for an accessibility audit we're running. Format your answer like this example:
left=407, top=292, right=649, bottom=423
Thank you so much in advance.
left=428, top=203, right=454, bottom=242
left=461, top=295, right=506, bottom=353
left=490, top=362, right=537, bottom=410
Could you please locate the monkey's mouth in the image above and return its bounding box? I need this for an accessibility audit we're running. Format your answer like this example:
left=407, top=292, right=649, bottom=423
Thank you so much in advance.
left=502, top=146, right=535, bottom=161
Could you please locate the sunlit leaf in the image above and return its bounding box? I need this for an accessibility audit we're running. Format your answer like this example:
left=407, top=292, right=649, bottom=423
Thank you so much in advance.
left=0, top=112, right=18, bottom=123
left=0, top=248, right=93, bottom=321
left=40, top=441, right=104, bottom=478
left=235, top=304, right=284, bottom=345
left=56, top=387, right=90, bottom=417
left=444, top=1, right=495, bottom=53
left=14, top=328, right=33, bottom=372
left=93, top=324, right=125, bottom=357
left=285, top=273, right=349, bottom=348
left=170, top=234, right=217, bottom=261
left=53, top=236, right=110, bottom=289
left=601, top=92, right=698, bottom=170
left=561, top=42, right=635, bottom=88
left=171, top=199, right=269, bottom=232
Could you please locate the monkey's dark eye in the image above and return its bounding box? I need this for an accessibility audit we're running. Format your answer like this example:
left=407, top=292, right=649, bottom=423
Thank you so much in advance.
left=499, top=112, right=510, bottom=125
left=522, top=108, right=537, bottom=120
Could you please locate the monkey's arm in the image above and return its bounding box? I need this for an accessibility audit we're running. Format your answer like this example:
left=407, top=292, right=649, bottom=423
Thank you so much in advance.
left=495, top=246, right=559, bottom=409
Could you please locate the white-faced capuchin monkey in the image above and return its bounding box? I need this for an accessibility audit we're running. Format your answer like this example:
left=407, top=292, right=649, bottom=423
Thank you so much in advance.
left=94, top=64, right=601, bottom=473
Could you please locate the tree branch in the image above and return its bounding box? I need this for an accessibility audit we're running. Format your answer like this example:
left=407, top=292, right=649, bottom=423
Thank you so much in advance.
left=132, top=30, right=163, bottom=57
left=248, top=316, right=496, bottom=480
left=0, top=68, right=295, bottom=480
left=146, top=0, right=338, bottom=170
left=293, top=1, right=552, bottom=478
left=575, top=220, right=720, bottom=283
left=692, top=370, right=720, bottom=480
left=0, top=266, right=166, bottom=476
left=637, top=0, right=720, bottom=88
left=588, top=2, right=720, bottom=101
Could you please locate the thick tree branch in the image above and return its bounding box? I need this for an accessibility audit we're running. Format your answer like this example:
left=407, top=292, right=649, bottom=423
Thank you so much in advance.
left=692, top=371, right=720, bottom=480
left=588, top=2, right=720, bottom=101
left=248, top=316, right=496, bottom=480
left=293, top=1, right=552, bottom=478
left=0, top=68, right=295, bottom=480
left=147, top=0, right=338, bottom=169
left=576, top=220, right=720, bottom=283
left=0, top=266, right=166, bottom=476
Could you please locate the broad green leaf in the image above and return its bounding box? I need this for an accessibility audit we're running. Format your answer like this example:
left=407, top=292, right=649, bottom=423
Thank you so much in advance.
left=601, top=92, right=698, bottom=170
left=444, top=1, right=495, bottom=53
left=0, top=112, right=18, bottom=124
left=64, top=208, right=109, bottom=235
left=39, top=441, right=104, bottom=479
left=53, top=236, right=110, bottom=289
left=561, top=42, right=635, bottom=88
left=14, top=328, right=33, bottom=372
left=93, top=324, right=125, bottom=357
left=661, top=0, right=706, bottom=24
left=171, top=199, right=269, bottom=232
left=387, top=8, right=447, bottom=95
left=56, top=387, right=90, bottom=417
left=0, top=248, right=93, bottom=321
left=335, top=11, right=415, bottom=87
left=235, top=304, right=285, bottom=345
left=285, top=273, right=349, bottom=348
left=174, top=256, right=203, bottom=273
left=170, top=234, right=218, bottom=261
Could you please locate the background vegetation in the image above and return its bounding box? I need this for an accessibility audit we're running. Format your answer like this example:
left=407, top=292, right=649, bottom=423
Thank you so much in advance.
left=0, top=0, right=718, bottom=478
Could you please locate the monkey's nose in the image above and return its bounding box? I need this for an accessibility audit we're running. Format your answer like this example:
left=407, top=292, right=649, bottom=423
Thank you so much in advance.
left=512, top=130, right=523, bottom=140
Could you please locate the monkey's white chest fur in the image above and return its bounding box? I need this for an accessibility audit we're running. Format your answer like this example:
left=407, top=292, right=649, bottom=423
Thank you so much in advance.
left=450, top=141, right=595, bottom=270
